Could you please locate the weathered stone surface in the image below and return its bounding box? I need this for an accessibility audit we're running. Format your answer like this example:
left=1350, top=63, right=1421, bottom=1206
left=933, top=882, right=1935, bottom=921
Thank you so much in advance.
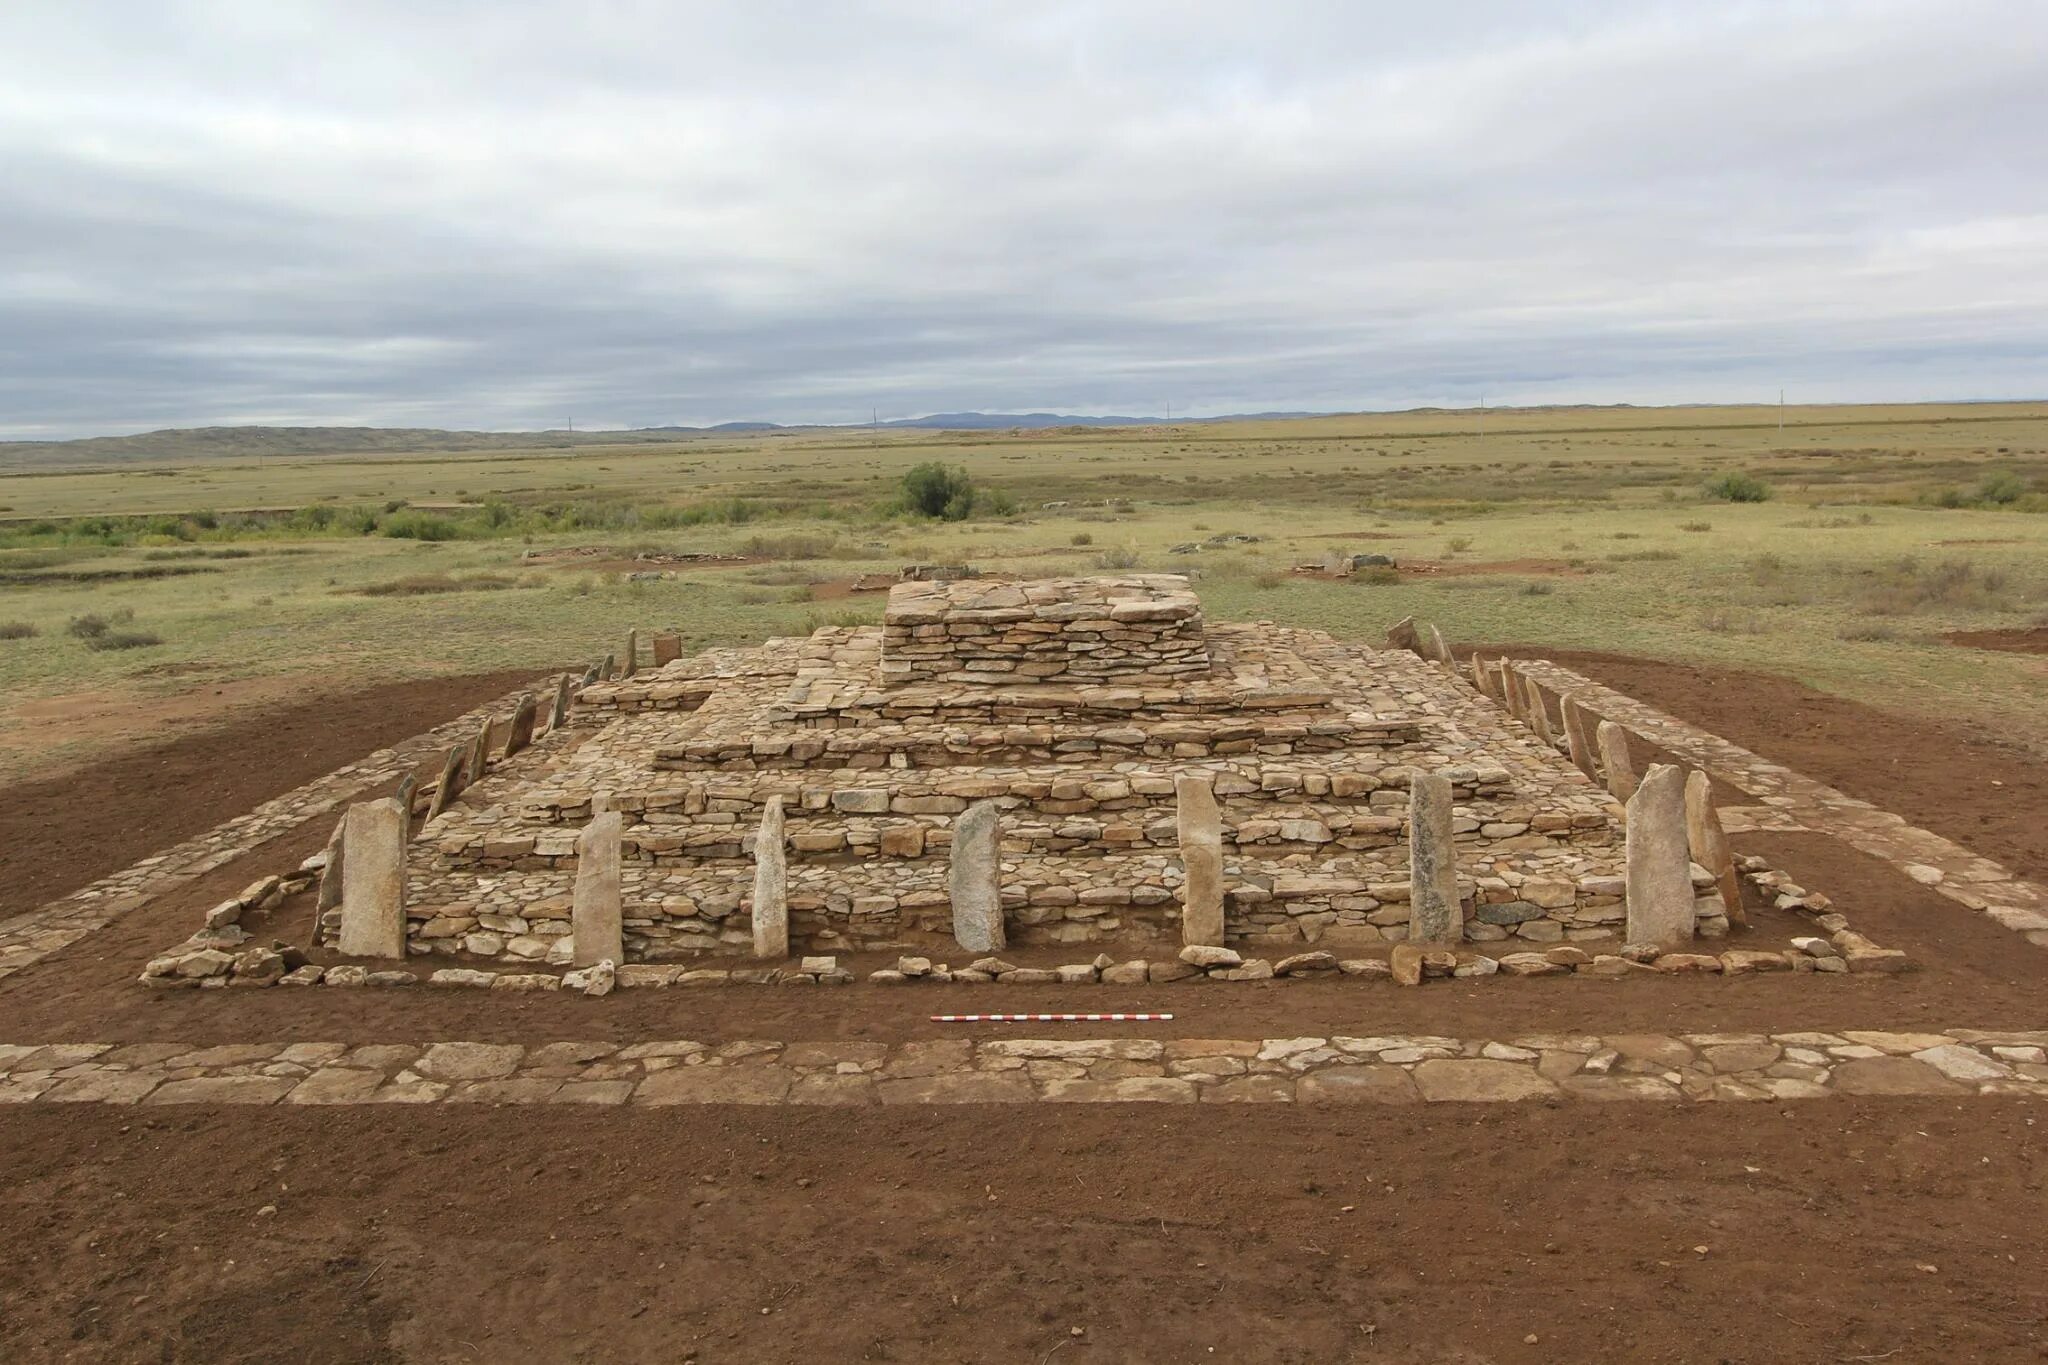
left=1597, top=721, right=1638, bottom=802
left=1561, top=696, right=1598, bottom=780
left=503, top=693, right=538, bottom=758
left=1407, top=772, right=1463, bottom=944
left=1625, top=765, right=1695, bottom=945
left=1831, top=1056, right=1963, bottom=1096
left=652, top=632, right=683, bottom=666
left=1411, top=1059, right=1558, bottom=1102
left=337, top=798, right=407, bottom=958
left=572, top=810, right=624, bottom=967
left=1389, top=943, right=1425, bottom=987
left=315, top=816, right=347, bottom=913
left=551, top=673, right=574, bottom=729
left=1684, top=770, right=1747, bottom=926
left=1175, top=775, right=1225, bottom=946
left=415, top=1042, right=525, bottom=1081
left=751, top=797, right=789, bottom=959
left=423, top=743, right=466, bottom=823
left=636, top=1067, right=794, bottom=1105
left=949, top=801, right=1005, bottom=952
left=620, top=628, right=638, bottom=679
left=1384, top=615, right=1420, bottom=653
left=1426, top=623, right=1454, bottom=667
left=1297, top=1066, right=1420, bottom=1104
left=1178, top=945, right=1240, bottom=968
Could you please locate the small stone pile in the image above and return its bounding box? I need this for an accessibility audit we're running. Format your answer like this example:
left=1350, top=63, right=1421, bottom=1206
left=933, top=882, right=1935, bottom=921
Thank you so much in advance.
left=881, top=575, right=1208, bottom=686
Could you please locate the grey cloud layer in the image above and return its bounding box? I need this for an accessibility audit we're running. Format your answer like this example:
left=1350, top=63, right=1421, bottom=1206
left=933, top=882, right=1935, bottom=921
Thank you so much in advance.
left=3, top=0, right=2045, bottom=437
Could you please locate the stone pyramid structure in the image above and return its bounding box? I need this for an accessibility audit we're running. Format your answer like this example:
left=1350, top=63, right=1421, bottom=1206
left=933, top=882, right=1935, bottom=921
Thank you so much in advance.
left=351, top=573, right=1698, bottom=969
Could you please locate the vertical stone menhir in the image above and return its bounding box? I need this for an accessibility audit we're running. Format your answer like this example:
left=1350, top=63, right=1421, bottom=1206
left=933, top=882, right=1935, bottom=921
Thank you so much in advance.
left=1625, top=763, right=1696, bottom=944
left=751, top=796, right=788, bottom=959
left=337, top=797, right=407, bottom=958
left=1684, top=770, right=1747, bottom=926
left=950, top=800, right=1005, bottom=952
left=1560, top=695, right=1598, bottom=781
left=1407, top=772, right=1463, bottom=943
left=1175, top=775, right=1225, bottom=947
left=503, top=693, right=538, bottom=759
left=652, top=632, right=683, bottom=666
left=573, top=810, right=624, bottom=966
left=1597, top=721, right=1639, bottom=802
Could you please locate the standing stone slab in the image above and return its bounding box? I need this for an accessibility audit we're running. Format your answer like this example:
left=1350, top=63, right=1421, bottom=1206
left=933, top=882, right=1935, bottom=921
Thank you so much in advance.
left=1470, top=653, right=1497, bottom=699
left=1626, top=764, right=1696, bottom=945
left=315, top=816, right=347, bottom=915
left=1175, top=776, right=1225, bottom=947
left=652, top=632, right=683, bottom=666
left=503, top=693, right=538, bottom=758
left=1407, top=773, right=1463, bottom=944
left=1519, top=674, right=1557, bottom=746
left=424, top=744, right=466, bottom=822
left=465, top=718, right=493, bottom=785
left=1597, top=721, right=1639, bottom=802
left=1384, top=615, right=1420, bottom=653
left=337, top=798, right=406, bottom=959
left=950, top=801, right=1005, bottom=953
left=1493, top=661, right=1516, bottom=711
left=1560, top=696, right=1598, bottom=781
left=1426, top=624, right=1455, bottom=668
left=573, top=810, right=624, bottom=966
left=751, top=797, right=788, bottom=959
left=551, top=674, right=574, bottom=730
left=620, top=629, right=638, bottom=679
left=393, top=772, right=418, bottom=842
left=1685, top=770, right=1748, bottom=926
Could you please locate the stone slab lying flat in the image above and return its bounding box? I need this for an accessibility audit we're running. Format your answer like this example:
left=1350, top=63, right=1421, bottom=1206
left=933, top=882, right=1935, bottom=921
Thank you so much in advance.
left=1, top=1028, right=2039, bottom=1107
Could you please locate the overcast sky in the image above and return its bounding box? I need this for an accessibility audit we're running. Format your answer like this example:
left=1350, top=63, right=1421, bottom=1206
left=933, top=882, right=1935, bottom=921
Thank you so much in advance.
left=3, top=1, right=2045, bottom=438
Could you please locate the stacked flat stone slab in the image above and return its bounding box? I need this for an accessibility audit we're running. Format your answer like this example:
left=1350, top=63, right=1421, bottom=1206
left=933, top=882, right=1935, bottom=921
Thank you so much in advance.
left=882, top=575, right=1208, bottom=686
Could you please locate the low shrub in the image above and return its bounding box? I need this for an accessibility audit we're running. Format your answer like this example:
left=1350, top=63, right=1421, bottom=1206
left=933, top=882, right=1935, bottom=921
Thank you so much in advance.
left=1679, top=520, right=1711, bottom=532
left=1070, top=533, right=1094, bottom=546
left=85, top=629, right=162, bottom=651
left=351, top=573, right=525, bottom=597
left=1704, top=471, right=1773, bottom=502
left=0, top=621, right=37, bottom=639
left=1095, top=545, right=1141, bottom=570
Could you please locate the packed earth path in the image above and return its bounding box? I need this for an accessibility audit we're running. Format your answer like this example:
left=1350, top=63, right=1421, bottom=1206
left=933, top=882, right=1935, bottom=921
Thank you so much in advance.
left=2, top=635, right=2046, bottom=1363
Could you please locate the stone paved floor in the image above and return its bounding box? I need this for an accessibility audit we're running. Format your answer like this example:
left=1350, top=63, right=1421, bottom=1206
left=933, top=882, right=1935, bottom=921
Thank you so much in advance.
left=1520, top=661, right=2048, bottom=949
left=0, top=678, right=556, bottom=981
left=0, top=1028, right=2041, bottom=1107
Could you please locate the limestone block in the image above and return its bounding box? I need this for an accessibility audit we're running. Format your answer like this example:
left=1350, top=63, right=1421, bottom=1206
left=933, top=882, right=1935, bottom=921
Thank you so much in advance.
left=337, top=799, right=406, bottom=959
left=652, top=632, right=682, bottom=666
left=1625, top=765, right=1695, bottom=945
left=1175, top=775, right=1225, bottom=947
left=1560, top=695, right=1598, bottom=780
left=1407, top=773, right=1463, bottom=944
left=503, top=693, right=538, bottom=758
left=572, top=811, right=624, bottom=967
left=1597, top=721, right=1639, bottom=802
left=752, top=797, right=789, bottom=959
left=423, top=744, right=465, bottom=822
left=950, top=801, right=1005, bottom=952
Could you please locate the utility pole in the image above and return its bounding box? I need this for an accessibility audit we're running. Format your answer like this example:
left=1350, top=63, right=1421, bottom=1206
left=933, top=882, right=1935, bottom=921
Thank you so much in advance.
left=1778, top=389, right=1785, bottom=436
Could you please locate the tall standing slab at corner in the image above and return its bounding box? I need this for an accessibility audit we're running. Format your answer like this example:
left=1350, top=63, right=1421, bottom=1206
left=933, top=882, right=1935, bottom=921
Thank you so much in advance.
left=1684, top=770, right=1748, bottom=926
left=503, top=693, right=537, bottom=758
left=1407, top=773, right=1464, bottom=943
left=1597, top=721, right=1639, bottom=802
left=950, top=801, right=1005, bottom=952
left=751, top=797, right=788, bottom=959
left=337, top=798, right=407, bottom=958
left=572, top=810, right=624, bottom=966
left=1175, top=775, right=1225, bottom=947
left=1626, top=764, right=1696, bottom=945
left=1470, top=653, right=1497, bottom=699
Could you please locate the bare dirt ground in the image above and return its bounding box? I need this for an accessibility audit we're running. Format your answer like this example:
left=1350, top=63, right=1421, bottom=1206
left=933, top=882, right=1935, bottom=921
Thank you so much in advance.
left=4, top=649, right=2047, bottom=1362
left=1945, top=626, right=2048, bottom=656
left=0, top=670, right=538, bottom=915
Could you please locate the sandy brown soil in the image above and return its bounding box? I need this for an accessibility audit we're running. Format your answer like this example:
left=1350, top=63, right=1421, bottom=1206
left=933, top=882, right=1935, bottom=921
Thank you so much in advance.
left=1945, top=626, right=2048, bottom=656
left=1481, top=646, right=2048, bottom=881
left=2, top=1101, right=2042, bottom=1364
left=7, top=649, right=2048, bottom=1363
left=0, top=670, right=539, bottom=916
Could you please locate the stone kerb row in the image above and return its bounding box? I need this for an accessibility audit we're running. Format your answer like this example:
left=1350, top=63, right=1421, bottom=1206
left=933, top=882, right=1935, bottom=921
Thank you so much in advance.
left=1512, top=659, right=2048, bottom=953
left=0, top=675, right=571, bottom=984
left=6, top=1028, right=2040, bottom=1108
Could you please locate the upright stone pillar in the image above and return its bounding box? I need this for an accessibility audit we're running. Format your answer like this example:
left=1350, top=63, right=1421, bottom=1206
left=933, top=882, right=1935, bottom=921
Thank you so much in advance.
left=1560, top=696, right=1599, bottom=780
left=393, top=772, right=417, bottom=842
left=1492, top=660, right=1515, bottom=709
left=949, top=801, right=1005, bottom=952
left=316, top=815, right=347, bottom=915
left=572, top=810, right=624, bottom=966
left=424, top=744, right=466, bottom=822
left=503, top=694, right=538, bottom=758
left=1384, top=615, right=1420, bottom=653
left=550, top=674, right=574, bottom=730
left=1470, top=653, right=1496, bottom=699
left=620, top=629, right=638, bottom=679
left=652, top=632, right=683, bottom=666
left=1520, top=674, right=1557, bottom=746
left=337, top=798, right=407, bottom=958
left=750, top=797, right=788, bottom=959
left=1426, top=624, right=1455, bottom=668
left=1625, top=764, right=1696, bottom=944
left=1407, top=773, right=1463, bottom=943
left=465, top=717, right=492, bottom=784
left=1597, top=721, right=1639, bottom=802
left=1175, top=775, right=1225, bottom=947
left=1684, top=770, right=1748, bottom=926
